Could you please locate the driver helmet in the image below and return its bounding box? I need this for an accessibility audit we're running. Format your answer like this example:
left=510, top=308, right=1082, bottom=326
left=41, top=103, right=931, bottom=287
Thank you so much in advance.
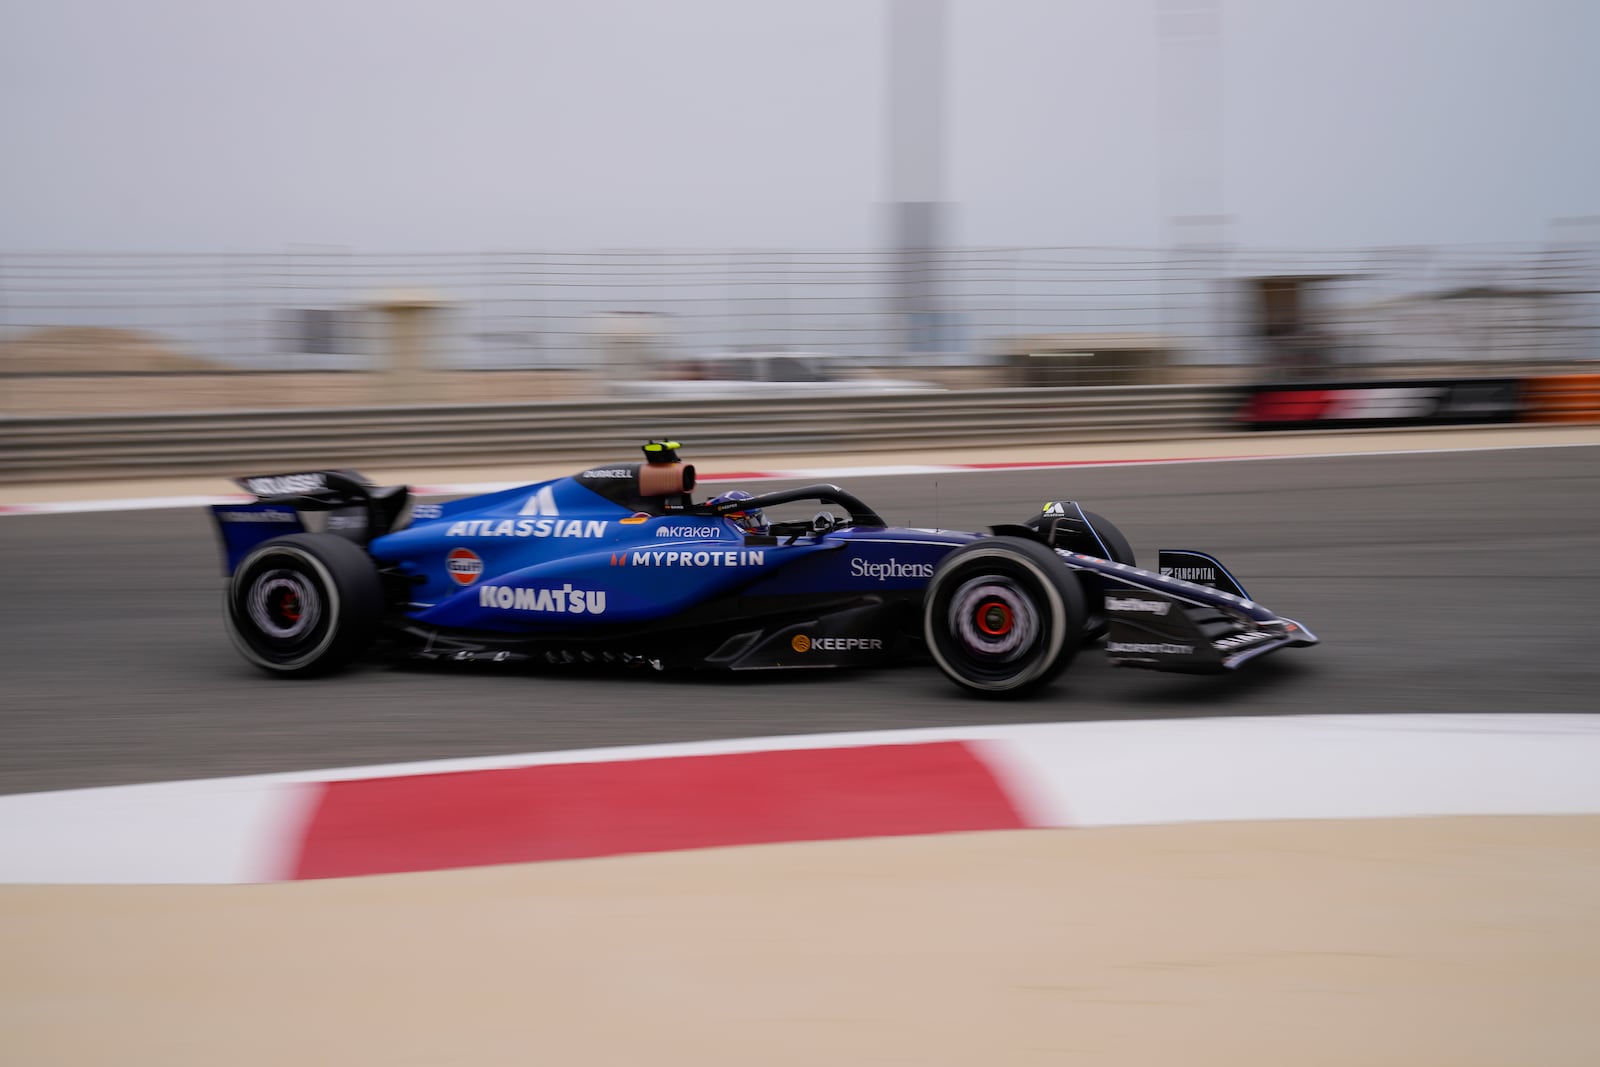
left=708, top=489, right=769, bottom=534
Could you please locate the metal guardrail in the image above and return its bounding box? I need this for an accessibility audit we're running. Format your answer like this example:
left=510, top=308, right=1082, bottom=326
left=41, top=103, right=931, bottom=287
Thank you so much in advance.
left=0, top=386, right=1240, bottom=483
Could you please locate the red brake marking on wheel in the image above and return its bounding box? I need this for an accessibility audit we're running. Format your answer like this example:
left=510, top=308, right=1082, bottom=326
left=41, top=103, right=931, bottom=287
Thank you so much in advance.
left=287, top=741, right=1028, bottom=879
left=976, top=600, right=1013, bottom=636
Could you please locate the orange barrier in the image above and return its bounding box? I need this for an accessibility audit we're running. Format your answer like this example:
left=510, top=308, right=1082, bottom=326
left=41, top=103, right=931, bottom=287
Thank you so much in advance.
left=1522, top=374, right=1600, bottom=423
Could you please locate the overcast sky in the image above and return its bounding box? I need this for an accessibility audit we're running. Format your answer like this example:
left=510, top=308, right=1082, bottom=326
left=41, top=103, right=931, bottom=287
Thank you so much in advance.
left=1, top=0, right=1595, bottom=252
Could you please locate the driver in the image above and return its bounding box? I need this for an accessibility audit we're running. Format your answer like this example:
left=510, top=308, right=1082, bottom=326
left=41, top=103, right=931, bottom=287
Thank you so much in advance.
left=706, top=489, right=770, bottom=534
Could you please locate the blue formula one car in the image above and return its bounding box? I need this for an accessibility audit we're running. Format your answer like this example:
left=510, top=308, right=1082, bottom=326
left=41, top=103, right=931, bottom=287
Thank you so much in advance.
left=209, top=441, right=1316, bottom=697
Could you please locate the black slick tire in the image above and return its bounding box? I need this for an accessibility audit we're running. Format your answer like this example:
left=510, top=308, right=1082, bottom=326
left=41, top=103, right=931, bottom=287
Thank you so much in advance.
left=923, top=537, right=1087, bottom=698
left=1027, top=508, right=1135, bottom=642
left=225, top=533, right=384, bottom=678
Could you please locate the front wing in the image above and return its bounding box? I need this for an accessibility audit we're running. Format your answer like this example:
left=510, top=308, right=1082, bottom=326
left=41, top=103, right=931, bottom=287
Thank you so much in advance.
left=1059, top=548, right=1317, bottom=673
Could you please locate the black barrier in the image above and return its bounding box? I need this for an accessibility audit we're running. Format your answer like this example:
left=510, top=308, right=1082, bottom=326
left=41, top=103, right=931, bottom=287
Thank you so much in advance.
left=1237, top=378, right=1524, bottom=431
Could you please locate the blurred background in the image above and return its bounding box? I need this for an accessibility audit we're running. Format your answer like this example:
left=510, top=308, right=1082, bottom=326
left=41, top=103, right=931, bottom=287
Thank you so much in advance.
left=1, top=0, right=1596, bottom=418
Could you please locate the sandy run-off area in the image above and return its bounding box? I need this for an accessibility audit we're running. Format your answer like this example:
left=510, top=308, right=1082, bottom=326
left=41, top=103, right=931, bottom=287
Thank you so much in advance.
left=5, top=816, right=1599, bottom=1066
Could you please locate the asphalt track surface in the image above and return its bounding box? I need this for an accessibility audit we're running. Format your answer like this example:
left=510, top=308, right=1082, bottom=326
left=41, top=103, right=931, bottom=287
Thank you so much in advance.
left=3, top=445, right=1597, bottom=796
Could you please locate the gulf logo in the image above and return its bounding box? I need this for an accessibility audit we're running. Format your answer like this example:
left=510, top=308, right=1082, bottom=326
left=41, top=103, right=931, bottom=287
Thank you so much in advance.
left=446, top=547, right=483, bottom=586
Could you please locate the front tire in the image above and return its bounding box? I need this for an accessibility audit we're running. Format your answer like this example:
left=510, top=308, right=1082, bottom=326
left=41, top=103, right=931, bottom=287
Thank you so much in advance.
left=225, top=533, right=383, bottom=677
left=1026, top=508, right=1135, bottom=642
left=923, top=537, right=1087, bottom=697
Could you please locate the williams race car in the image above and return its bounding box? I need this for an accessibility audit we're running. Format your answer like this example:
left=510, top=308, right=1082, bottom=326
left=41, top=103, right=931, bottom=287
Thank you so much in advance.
left=209, top=441, right=1316, bottom=697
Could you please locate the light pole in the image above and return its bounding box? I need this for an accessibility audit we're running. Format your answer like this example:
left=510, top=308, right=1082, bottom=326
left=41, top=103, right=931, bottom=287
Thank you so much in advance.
left=886, top=0, right=949, bottom=365
left=1158, top=0, right=1228, bottom=368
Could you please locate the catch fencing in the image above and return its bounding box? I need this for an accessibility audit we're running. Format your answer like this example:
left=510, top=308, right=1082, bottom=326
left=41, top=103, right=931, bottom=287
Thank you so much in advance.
left=2, top=244, right=1595, bottom=381
left=4, top=243, right=1594, bottom=482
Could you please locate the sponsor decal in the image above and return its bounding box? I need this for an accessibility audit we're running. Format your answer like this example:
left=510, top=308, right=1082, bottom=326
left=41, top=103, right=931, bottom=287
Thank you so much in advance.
left=1161, top=566, right=1217, bottom=582
left=1438, top=380, right=1519, bottom=415
left=1329, top=387, right=1440, bottom=420
left=583, top=468, right=633, bottom=479
left=1042, top=501, right=1068, bottom=516
left=1107, top=641, right=1195, bottom=655
left=411, top=503, right=444, bottom=520
left=478, top=584, right=607, bottom=614
left=819, top=637, right=883, bottom=651
left=610, top=549, right=765, bottom=567
left=1242, top=380, right=1521, bottom=428
left=518, top=485, right=559, bottom=516
left=1245, top=387, right=1440, bottom=423
left=327, top=513, right=367, bottom=531
left=619, top=513, right=651, bottom=525
left=792, top=634, right=883, bottom=653
left=655, top=524, right=723, bottom=539
left=850, top=557, right=934, bottom=581
left=446, top=547, right=483, bottom=586
left=244, top=473, right=325, bottom=496
left=1213, top=630, right=1274, bottom=651
left=1105, top=595, right=1171, bottom=616
left=444, top=518, right=608, bottom=538
left=218, top=509, right=297, bottom=523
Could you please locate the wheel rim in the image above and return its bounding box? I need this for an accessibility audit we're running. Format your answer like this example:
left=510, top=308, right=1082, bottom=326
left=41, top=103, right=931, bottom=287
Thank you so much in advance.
left=247, top=569, right=323, bottom=641
left=948, top=577, right=1039, bottom=664
left=228, top=544, right=344, bottom=672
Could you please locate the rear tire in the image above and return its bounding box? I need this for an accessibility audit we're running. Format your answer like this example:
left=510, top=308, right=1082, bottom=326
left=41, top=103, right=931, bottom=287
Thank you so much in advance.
left=923, top=537, right=1087, bottom=698
left=225, top=533, right=383, bottom=677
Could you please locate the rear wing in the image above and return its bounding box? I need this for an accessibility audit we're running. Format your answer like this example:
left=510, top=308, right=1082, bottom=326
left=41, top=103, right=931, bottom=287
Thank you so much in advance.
left=210, top=469, right=411, bottom=574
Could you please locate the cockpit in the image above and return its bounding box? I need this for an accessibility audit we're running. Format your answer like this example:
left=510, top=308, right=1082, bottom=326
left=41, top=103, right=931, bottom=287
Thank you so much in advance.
left=571, top=439, right=698, bottom=516
left=572, top=440, right=886, bottom=535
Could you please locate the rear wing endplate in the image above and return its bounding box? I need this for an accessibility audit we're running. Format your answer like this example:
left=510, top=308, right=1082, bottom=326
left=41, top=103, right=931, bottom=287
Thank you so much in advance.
left=209, top=469, right=411, bottom=574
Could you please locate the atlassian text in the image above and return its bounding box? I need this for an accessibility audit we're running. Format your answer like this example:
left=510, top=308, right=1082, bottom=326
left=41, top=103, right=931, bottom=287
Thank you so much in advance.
left=446, top=519, right=608, bottom=538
